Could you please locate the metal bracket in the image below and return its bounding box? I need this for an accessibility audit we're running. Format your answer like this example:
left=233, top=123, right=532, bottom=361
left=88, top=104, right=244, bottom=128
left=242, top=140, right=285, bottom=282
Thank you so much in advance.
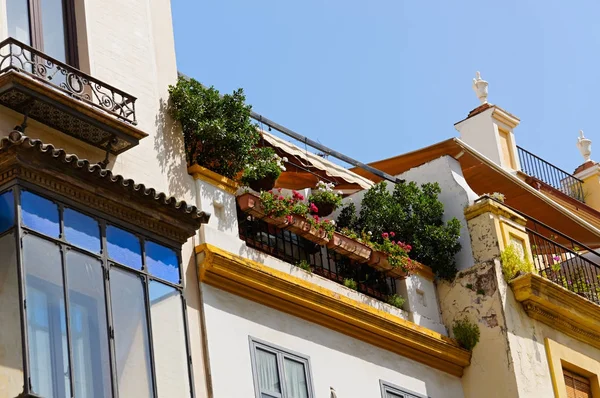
left=14, top=99, right=35, bottom=133
left=99, top=136, right=118, bottom=169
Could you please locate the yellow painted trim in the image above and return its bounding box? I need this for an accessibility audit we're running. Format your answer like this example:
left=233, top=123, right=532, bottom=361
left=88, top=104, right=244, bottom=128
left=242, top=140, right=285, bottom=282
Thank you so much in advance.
left=545, top=338, right=600, bottom=398
left=412, top=261, right=435, bottom=281
left=492, top=106, right=520, bottom=129
left=195, top=243, right=471, bottom=376
left=464, top=198, right=527, bottom=226
left=499, top=219, right=532, bottom=256
left=187, top=164, right=239, bottom=194
left=511, top=273, right=600, bottom=351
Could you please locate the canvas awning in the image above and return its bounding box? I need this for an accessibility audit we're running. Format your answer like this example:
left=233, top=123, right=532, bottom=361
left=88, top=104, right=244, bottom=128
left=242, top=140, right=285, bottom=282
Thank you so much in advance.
left=260, top=131, right=374, bottom=192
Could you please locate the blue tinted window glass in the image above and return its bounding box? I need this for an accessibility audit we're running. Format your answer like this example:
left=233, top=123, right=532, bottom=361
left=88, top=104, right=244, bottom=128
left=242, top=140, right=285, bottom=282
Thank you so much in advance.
left=21, top=191, right=60, bottom=238
left=0, top=191, right=15, bottom=234
left=146, top=242, right=179, bottom=284
left=107, top=226, right=142, bottom=269
left=64, top=208, right=100, bottom=253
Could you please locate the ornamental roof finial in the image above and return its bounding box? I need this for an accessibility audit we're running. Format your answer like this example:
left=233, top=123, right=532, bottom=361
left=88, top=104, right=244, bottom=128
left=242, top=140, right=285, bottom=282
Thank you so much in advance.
left=577, top=130, right=592, bottom=162
left=472, top=71, right=489, bottom=105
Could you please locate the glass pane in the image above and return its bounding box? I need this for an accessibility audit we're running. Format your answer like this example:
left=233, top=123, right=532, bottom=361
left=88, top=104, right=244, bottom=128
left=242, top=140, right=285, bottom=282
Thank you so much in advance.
left=66, top=251, right=112, bottom=398
left=107, top=226, right=142, bottom=269
left=284, top=358, right=308, bottom=398
left=0, top=232, right=24, bottom=397
left=64, top=208, right=101, bottom=253
left=256, top=348, right=281, bottom=394
left=21, top=191, right=60, bottom=238
left=110, top=268, right=153, bottom=397
left=149, top=282, right=190, bottom=398
left=0, top=190, right=15, bottom=234
left=23, top=234, right=71, bottom=398
left=7, top=0, right=31, bottom=45
left=146, top=242, right=180, bottom=284
left=40, top=0, right=67, bottom=63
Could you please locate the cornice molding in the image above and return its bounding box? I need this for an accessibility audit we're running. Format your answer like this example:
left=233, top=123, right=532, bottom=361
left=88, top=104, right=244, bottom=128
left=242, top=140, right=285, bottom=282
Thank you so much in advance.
left=464, top=197, right=527, bottom=226
left=511, top=273, right=600, bottom=349
left=196, top=243, right=471, bottom=377
left=187, top=164, right=239, bottom=194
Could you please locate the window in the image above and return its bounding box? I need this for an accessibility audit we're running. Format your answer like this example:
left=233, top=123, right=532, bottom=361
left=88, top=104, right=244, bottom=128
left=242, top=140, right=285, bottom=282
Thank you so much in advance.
left=6, top=0, right=78, bottom=65
left=380, top=381, right=427, bottom=398
left=14, top=189, right=193, bottom=398
left=249, top=338, right=314, bottom=398
left=564, top=369, right=592, bottom=398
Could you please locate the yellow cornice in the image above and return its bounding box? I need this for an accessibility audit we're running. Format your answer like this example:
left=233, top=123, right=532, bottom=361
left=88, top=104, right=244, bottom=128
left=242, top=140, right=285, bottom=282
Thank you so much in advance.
left=413, top=261, right=435, bottom=281
left=511, top=273, right=600, bottom=350
left=464, top=198, right=527, bottom=226
left=187, top=164, right=239, bottom=195
left=195, top=243, right=471, bottom=376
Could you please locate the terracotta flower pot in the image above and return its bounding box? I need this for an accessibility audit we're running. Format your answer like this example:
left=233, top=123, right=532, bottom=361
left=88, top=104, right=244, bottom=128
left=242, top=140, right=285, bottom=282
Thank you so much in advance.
left=287, top=215, right=329, bottom=245
left=248, top=175, right=277, bottom=192
left=310, top=201, right=336, bottom=217
left=367, top=250, right=393, bottom=272
left=237, top=193, right=287, bottom=228
left=387, top=266, right=408, bottom=279
left=326, top=232, right=372, bottom=263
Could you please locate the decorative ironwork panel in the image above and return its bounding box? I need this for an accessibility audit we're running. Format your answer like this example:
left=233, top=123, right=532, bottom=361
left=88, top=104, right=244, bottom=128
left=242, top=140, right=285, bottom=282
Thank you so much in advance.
left=0, top=38, right=137, bottom=125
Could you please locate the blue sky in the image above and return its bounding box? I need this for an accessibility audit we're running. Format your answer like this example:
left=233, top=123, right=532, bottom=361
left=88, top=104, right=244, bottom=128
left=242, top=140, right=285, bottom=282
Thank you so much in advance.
left=173, top=0, right=600, bottom=173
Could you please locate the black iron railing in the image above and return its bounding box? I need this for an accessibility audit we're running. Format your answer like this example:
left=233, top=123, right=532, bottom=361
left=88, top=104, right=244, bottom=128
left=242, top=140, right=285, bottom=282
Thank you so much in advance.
left=238, top=210, right=396, bottom=301
left=0, top=38, right=137, bottom=124
left=517, top=146, right=584, bottom=202
left=480, top=196, right=600, bottom=304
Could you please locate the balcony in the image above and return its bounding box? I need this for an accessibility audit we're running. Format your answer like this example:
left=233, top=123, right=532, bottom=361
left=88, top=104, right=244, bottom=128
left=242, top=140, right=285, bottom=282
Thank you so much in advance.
left=517, top=145, right=585, bottom=202
left=0, top=38, right=146, bottom=154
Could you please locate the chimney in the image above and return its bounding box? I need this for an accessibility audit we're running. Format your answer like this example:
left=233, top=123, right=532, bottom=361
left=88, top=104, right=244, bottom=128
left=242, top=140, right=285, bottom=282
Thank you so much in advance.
left=454, top=72, right=521, bottom=171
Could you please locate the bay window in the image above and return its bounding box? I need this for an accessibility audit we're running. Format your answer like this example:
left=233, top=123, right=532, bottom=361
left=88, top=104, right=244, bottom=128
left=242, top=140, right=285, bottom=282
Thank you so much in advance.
left=0, top=187, right=194, bottom=398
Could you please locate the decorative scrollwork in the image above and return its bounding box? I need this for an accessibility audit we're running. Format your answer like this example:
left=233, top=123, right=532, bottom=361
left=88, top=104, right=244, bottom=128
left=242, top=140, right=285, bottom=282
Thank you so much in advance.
left=0, top=38, right=137, bottom=125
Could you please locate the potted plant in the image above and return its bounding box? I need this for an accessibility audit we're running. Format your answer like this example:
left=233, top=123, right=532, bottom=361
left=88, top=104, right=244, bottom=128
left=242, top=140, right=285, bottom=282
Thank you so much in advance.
left=308, top=180, right=343, bottom=217
left=241, top=147, right=287, bottom=192
left=327, top=228, right=372, bottom=263
left=369, top=232, right=415, bottom=278
left=169, top=77, right=259, bottom=179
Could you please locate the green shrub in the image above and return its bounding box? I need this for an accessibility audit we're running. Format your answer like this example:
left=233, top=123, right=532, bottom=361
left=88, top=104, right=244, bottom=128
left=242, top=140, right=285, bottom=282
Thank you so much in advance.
left=241, top=147, right=285, bottom=186
left=386, top=294, right=406, bottom=309
left=296, top=260, right=312, bottom=272
left=354, top=181, right=462, bottom=279
left=336, top=202, right=358, bottom=231
left=500, top=244, right=534, bottom=282
left=452, top=318, right=480, bottom=351
left=168, top=76, right=259, bottom=179
left=343, top=278, right=358, bottom=290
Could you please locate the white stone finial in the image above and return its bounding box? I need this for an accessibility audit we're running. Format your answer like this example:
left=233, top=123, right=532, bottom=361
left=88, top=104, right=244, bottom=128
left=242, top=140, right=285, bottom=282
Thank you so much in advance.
left=472, top=71, right=489, bottom=104
left=577, top=130, right=592, bottom=162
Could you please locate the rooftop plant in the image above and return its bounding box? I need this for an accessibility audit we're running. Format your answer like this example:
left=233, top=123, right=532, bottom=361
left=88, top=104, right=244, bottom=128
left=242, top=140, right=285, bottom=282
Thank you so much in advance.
left=337, top=181, right=462, bottom=279
left=241, top=147, right=286, bottom=189
left=452, top=317, right=480, bottom=351
left=500, top=244, right=534, bottom=282
left=168, top=76, right=259, bottom=179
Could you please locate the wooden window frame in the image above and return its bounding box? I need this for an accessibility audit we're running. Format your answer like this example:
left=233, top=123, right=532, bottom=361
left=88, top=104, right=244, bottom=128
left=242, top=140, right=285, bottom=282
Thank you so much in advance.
left=546, top=338, right=600, bottom=398
left=25, top=0, right=79, bottom=67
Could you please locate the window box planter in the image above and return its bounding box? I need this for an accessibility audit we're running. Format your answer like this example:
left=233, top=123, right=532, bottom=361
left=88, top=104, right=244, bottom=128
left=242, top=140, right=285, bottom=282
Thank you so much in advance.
left=326, top=232, right=372, bottom=263
left=286, top=215, right=329, bottom=246
left=367, top=250, right=410, bottom=280
left=237, top=193, right=330, bottom=245
left=237, top=192, right=288, bottom=228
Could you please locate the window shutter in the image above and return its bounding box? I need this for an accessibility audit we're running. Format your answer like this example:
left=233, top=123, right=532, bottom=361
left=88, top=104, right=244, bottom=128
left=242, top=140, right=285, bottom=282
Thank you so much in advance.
left=564, top=369, right=591, bottom=398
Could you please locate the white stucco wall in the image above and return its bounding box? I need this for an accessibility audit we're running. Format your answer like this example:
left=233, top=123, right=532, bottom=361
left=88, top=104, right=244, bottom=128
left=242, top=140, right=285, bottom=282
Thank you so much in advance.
left=202, top=284, right=464, bottom=398
left=454, top=108, right=503, bottom=167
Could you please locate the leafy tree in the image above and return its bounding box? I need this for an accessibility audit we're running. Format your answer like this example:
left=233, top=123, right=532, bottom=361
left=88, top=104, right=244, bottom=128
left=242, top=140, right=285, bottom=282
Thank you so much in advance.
left=168, top=76, right=259, bottom=179
left=353, top=181, right=461, bottom=279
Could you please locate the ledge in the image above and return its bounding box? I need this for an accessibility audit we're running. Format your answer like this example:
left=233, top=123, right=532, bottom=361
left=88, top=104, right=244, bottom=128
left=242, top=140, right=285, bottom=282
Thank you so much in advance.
left=188, top=164, right=239, bottom=194
left=464, top=197, right=527, bottom=225
left=196, top=243, right=471, bottom=376
left=510, top=273, right=600, bottom=350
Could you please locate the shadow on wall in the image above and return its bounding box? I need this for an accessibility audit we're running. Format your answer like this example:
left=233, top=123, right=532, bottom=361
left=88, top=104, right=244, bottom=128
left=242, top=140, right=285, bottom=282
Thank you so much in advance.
left=154, top=98, right=193, bottom=200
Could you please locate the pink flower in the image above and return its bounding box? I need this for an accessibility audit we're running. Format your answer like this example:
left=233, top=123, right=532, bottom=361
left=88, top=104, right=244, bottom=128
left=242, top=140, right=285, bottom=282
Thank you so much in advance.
left=278, top=195, right=285, bottom=200
left=309, top=203, right=319, bottom=213
left=553, top=255, right=561, bottom=262
left=285, top=215, right=294, bottom=224
left=313, top=215, right=320, bottom=223
left=390, top=232, right=395, bottom=237
left=292, top=190, right=305, bottom=201
left=382, top=232, right=389, bottom=239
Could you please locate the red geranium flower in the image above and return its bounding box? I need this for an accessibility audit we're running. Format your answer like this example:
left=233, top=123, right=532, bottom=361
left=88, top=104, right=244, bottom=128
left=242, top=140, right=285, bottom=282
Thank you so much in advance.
left=382, top=232, right=389, bottom=239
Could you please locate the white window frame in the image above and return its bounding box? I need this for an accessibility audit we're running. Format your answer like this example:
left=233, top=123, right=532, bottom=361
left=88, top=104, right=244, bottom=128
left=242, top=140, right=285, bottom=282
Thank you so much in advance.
left=249, top=337, right=315, bottom=398
left=380, top=380, right=429, bottom=398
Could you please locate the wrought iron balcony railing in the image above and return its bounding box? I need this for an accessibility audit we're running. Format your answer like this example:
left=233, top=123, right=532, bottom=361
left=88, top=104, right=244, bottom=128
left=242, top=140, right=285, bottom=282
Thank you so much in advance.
left=238, top=209, right=397, bottom=301
left=483, top=196, right=600, bottom=305
left=0, top=38, right=136, bottom=124
left=517, top=146, right=585, bottom=202
left=0, top=38, right=145, bottom=155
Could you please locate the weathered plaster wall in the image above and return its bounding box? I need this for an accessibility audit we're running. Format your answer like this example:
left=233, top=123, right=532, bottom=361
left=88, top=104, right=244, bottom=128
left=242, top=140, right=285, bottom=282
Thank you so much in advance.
left=201, top=284, right=465, bottom=398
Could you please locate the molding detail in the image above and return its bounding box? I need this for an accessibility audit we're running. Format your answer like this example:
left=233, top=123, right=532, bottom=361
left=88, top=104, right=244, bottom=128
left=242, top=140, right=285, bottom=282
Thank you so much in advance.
left=196, top=243, right=471, bottom=377
left=465, top=197, right=527, bottom=226
left=188, top=164, right=239, bottom=194
left=511, top=273, right=600, bottom=350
